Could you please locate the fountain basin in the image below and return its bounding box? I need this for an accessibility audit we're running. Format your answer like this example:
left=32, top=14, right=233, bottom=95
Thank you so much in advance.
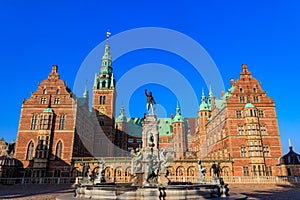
left=75, top=183, right=231, bottom=199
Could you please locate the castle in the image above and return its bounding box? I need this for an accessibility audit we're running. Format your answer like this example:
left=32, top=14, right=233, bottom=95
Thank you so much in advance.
left=13, top=36, right=284, bottom=180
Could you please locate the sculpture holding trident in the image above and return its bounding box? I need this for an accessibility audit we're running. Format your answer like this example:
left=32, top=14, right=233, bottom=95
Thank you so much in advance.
left=145, top=89, right=156, bottom=115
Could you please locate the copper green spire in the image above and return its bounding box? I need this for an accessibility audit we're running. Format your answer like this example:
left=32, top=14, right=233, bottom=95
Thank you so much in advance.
left=100, top=31, right=113, bottom=74
left=116, top=106, right=127, bottom=122
left=173, top=102, right=184, bottom=122
left=199, top=88, right=209, bottom=111
left=94, top=32, right=116, bottom=89
left=201, top=88, right=206, bottom=102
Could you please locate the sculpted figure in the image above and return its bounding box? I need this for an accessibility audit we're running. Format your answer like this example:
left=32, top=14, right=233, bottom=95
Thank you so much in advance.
left=145, top=89, right=156, bottom=114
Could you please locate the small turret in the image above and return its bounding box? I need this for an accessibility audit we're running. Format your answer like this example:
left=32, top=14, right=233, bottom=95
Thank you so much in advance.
left=116, top=106, right=127, bottom=122
left=172, top=102, right=184, bottom=122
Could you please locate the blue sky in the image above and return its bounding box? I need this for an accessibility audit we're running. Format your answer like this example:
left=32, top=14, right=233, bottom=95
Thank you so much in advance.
left=0, top=1, right=299, bottom=154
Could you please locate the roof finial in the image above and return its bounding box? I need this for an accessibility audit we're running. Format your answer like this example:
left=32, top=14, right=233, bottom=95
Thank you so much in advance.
left=83, top=80, right=88, bottom=98
left=106, top=31, right=111, bottom=42
left=288, top=138, right=292, bottom=149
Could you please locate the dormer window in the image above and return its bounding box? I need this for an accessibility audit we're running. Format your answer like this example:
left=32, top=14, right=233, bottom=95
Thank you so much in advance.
left=56, top=89, right=60, bottom=94
left=240, top=88, right=243, bottom=93
left=253, top=88, right=257, bottom=93
left=43, top=89, right=47, bottom=94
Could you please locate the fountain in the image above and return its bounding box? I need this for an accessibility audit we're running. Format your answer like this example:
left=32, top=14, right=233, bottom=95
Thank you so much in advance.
left=74, top=90, right=243, bottom=199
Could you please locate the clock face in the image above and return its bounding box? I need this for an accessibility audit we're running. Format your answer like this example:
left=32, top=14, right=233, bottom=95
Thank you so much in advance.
left=99, top=106, right=107, bottom=115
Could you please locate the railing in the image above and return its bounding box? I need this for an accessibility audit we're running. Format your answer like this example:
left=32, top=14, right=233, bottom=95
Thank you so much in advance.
left=0, top=177, right=75, bottom=185
left=222, top=176, right=300, bottom=184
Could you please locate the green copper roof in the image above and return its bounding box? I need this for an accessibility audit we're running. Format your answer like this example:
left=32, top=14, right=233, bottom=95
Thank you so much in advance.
left=158, top=118, right=173, bottom=136
left=43, top=107, right=53, bottom=113
left=199, top=88, right=210, bottom=111
left=199, top=102, right=210, bottom=111
left=244, top=102, right=256, bottom=108
left=172, top=103, right=184, bottom=122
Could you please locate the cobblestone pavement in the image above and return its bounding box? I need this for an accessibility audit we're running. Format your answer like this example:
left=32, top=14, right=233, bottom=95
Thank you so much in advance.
left=0, top=183, right=299, bottom=199
left=229, top=184, right=300, bottom=200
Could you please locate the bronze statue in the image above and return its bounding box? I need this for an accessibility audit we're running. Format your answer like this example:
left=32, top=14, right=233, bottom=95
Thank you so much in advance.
left=145, top=89, right=156, bottom=114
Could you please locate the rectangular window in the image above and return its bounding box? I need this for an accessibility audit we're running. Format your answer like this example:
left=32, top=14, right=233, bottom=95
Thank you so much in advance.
left=243, top=166, right=249, bottom=176
left=54, top=98, right=60, bottom=104
left=128, top=138, right=134, bottom=143
left=31, top=114, right=38, bottom=130
left=238, top=125, right=244, bottom=135
left=236, top=110, right=242, bottom=118
left=241, top=147, right=247, bottom=157
left=263, top=146, right=270, bottom=157
left=41, top=97, right=47, bottom=104
left=253, top=96, right=259, bottom=103
left=240, top=96, right=245, bottom=103
left=59, top=114, right=66, bottom=130
left=258, top=110, right=264, bottom=118
left=260, top=125, right=267, bottom=135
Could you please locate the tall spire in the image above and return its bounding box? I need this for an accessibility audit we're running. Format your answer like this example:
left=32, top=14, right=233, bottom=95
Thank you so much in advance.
left=83, top=81, right=88, bottom=98
left=110, top=73, right=115, bottom=89
left=116, top=106, right=127, bottom=122
left=208, top=85, right=213, bottom=105
left=173, top=102, right=184, bottom=122
left=199, top=88, right=209, bottom=111
left=94, top=32, right=116, bottom=90
left=101, top=31, right=113, bottom=74
left=201, top=88, right=206, bottom=102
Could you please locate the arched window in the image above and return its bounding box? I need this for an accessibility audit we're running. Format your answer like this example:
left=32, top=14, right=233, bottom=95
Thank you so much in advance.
left=26, top=141, right=34, bottom=160
left=56, top=89, right=60, bottom=94
left=55, top=141, right=63, bottom=160
left=103, top=96, right=106, bottom=104
left=100, top=96, right=103, bottom=104
left=102, top=81, right=106, bottom=88
left=43, top=89, right=47, bottom=94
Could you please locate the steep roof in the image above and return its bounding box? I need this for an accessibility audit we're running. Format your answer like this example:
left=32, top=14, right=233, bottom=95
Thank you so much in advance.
left=279, top=146, right=300, bottom=165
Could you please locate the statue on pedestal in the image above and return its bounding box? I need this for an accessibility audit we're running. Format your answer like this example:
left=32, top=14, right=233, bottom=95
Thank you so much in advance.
left=131, top=148, right=143, bottom=173
left=81, top=163, right=90, bottom=184
left=145, top=89, right=156, bottom=115
left=95, top=160, right=106, bottom=184
left=197, top=160, right=206, bottom=183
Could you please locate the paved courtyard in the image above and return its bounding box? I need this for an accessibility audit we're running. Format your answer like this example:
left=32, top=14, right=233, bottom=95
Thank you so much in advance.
left=0, top=183, right=299, bottom=199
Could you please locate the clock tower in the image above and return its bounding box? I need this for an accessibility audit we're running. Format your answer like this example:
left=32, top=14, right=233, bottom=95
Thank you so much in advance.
left=92, top=32, right=116, bottom=145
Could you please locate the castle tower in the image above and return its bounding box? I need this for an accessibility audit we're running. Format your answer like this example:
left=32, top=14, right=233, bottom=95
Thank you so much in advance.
left=115, top=106, right=128, bottom=152
left=195, top=89, right=210, bottom=158
left=172, top=103, right=187, bottom=160
left=92, top=32, right=116, bottom=144
left=243, top=102, right=266, bottom=176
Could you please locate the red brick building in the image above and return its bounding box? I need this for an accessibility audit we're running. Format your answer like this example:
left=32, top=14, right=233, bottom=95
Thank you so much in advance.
left=14, top=65, right=94, bottom=177
left=14, top=36, right=284, bottom=178
left=193, top=64, right=282, bottom=176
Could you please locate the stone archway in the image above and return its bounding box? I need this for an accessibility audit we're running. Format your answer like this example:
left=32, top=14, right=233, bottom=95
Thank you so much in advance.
left=104, top=167, right=114, bottom=182
left=176, top=166, right=185, bottom=182
left=115, top=167, right=123, bottom=182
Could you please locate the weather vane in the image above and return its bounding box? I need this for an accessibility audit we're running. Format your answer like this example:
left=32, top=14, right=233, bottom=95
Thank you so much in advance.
left=106, top=31, right=111, bottom=40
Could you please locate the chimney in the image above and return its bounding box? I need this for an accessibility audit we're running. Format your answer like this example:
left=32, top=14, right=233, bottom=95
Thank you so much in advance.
left=52, top=64, right=58, bottom=73
left=230, top=78, right=235, bottom=86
